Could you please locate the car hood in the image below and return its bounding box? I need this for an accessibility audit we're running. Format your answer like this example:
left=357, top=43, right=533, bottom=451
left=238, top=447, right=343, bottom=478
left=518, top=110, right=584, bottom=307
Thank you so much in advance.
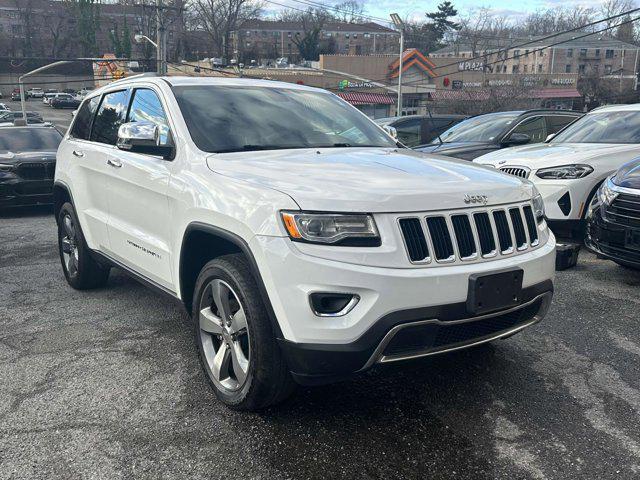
left=206, top=147, right=533, bottom=212
left=474, top=143, right=640, bottom=170
left=612, top=158, right=640, bottom=189
left=0, top=150, right=57, bottom=163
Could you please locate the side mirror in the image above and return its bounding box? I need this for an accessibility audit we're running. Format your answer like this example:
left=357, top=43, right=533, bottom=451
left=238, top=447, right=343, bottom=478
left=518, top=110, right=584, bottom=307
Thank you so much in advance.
left=545, top=133, right=556, bottom=142
left=502, top=132, right=531, bottom=146
left=117, top=121, right=174, bottom=159
left=382, top=125, right=398, bottom=139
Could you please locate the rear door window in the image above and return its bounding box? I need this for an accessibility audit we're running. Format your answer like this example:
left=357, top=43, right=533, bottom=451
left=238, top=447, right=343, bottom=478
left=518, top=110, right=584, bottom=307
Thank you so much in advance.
left=90, top=90, right=130, bottom=145
left=69, top=96, right=100, bottom=140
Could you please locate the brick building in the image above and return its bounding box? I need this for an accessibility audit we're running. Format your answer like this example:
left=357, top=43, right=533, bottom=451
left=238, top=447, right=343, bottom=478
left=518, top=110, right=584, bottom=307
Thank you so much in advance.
left=0, top=0, right=181, bottom=61
left=231, top=20, right=399, bottom=63
left=429, top=32, right=640, bottom=81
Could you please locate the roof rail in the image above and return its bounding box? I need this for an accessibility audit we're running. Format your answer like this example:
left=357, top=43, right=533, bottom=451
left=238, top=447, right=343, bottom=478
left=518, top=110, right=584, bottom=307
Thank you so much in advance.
left=108, top=72, right=160, bottom=86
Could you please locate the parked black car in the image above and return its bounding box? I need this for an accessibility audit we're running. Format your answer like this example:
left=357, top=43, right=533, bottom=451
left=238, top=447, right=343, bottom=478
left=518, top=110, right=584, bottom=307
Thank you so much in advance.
left=50, top=95, right=81, bottom=109
left=374, top=114, right=467, bottom=147
left=0, top=125, right=62, bottom=207
left=413, top=109, right=582, bottom=160
left=0, top=111, right=44, bottom=125
left=585, top=158, right=640, bottom=269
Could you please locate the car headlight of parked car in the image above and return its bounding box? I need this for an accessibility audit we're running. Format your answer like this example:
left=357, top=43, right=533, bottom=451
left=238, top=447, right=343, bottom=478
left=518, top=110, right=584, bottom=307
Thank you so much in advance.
left=586, top=176, right=618, bottom=219
left=281, top=212, right=380, bottom=246
left=0, top=163, right=14, bottom=172
left=535, top=164, right=594, bottom=180
left=532, top=188, right=545, bottom=223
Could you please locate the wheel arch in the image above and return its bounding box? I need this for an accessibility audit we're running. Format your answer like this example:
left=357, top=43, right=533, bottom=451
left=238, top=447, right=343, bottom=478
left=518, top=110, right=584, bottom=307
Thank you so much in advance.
left=179, top=222, right=283, bottom=338
left=53, top=181, right=74, bottom=224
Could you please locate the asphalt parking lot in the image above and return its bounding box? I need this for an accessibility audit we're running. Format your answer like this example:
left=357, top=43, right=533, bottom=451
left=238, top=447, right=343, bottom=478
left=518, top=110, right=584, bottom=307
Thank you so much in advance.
left=1, top=208, right=639, bottom=479
left=12, top=97, right=74, bottom=131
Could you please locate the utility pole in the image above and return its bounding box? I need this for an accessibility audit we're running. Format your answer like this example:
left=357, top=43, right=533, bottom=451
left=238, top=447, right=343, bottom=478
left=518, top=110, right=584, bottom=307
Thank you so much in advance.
left=155, top=0, right=167, bottom=74
left=390, top=14, right=404, bottom=116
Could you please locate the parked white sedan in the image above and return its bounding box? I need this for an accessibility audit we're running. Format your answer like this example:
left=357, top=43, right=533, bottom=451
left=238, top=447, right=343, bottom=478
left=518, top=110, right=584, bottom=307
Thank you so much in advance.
left=474, top=104, right=640, bottom=240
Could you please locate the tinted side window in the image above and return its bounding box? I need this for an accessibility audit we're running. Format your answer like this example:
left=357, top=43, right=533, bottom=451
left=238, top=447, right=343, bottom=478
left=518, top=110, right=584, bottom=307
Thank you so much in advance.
left=90, top=90, right=130, bottom=145
left=395, top=118, right=421, bottom=146
left=127, top=89, right=171, bottom=146
left=511, top=116, right=547, bottom=142
left=70, top=96, right=99, bottom=140
left=546, top=115, right=578, bottom=135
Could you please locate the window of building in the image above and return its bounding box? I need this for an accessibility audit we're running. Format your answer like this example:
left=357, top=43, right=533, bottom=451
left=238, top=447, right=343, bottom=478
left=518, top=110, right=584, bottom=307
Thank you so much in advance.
left=345, top=33, right=349, bottom=38
left=605, top=49, right=614, bottom=58
left=513, top=49, right=520, bottom=57
left=565, top=64, right=572, bottom=73
left=604, top=64, right=612, bottom=74
left=246, top=42, right=251, bottom=47
left=567, top=48, right=573, bottom=57
left=364, top=33, right=370, bottom=38
left=538, top=64, right=543, bottom=72
left=592, top=64, right=599, bottom=74
left=595, top=49, right=600, bottom=57
left=525, top=49, right=529, bottom=56
left=502, top=65, right=507, bottom=73
left=246, top=31, right=251, bottom=36
left=353, top=34, right=358, bottom=39
left=578, top=64, right=586, bottom=74
left=580, top=48, right=587, bottom=57
left=512, top=65, right=519, bottom=73
left=524, top=64, right=528, bottom=73
left=287, top=32, right=291, bottom=38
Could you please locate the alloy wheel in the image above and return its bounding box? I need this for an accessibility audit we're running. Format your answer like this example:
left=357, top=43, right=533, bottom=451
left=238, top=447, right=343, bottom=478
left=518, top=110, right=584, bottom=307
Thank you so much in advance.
left=198, top=279, right=250, bottom=391
left=60, top=213, right=79, bottom=276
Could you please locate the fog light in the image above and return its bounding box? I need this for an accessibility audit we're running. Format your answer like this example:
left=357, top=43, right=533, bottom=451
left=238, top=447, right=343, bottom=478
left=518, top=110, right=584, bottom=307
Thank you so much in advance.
left=309, top=293, right=359, bottom=317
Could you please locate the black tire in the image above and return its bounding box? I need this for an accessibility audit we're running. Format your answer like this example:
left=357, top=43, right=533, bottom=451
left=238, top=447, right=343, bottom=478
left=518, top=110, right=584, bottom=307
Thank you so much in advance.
left=193, top=254, right=295, bottom=410
left=57, top=202, right=110, bottom=290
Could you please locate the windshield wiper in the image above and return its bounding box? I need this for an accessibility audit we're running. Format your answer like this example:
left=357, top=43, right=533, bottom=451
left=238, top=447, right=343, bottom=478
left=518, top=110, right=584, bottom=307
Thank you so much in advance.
left=212, top=144, right=306, bottom=153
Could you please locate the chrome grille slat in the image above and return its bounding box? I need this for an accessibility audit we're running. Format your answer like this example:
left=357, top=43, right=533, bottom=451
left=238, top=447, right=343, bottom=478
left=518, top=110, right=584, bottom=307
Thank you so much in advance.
left=499, top=166, right=530, bottom=179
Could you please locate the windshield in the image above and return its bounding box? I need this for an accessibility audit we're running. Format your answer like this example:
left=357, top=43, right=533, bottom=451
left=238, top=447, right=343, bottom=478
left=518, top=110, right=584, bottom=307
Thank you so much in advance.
left=433, top=112, right=520, bottom=144
left=552, top=111, right=640, bottom=144
left=0, top=128, right=61, bottom=152
left=173, top=85, right=397, bottom=153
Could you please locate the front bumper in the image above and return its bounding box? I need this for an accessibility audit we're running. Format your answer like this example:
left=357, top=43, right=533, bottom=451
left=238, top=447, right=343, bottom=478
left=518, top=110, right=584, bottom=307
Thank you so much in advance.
left=0, top=165, right=55, bottom=207
left=251, top=234, right=556, bottom=384
left=585, top=207, right=640, bottom=268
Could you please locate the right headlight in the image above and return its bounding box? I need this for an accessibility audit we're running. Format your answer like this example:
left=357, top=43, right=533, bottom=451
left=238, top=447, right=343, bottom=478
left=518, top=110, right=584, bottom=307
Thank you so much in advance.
left=281, top=211, right=380, bottom=246
left=535, top=164, right=594, bottom=180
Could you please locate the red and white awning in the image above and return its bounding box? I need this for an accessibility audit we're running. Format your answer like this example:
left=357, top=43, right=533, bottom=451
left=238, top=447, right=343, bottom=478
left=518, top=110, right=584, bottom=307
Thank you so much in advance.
left=336, top=92, right=395, bottom=105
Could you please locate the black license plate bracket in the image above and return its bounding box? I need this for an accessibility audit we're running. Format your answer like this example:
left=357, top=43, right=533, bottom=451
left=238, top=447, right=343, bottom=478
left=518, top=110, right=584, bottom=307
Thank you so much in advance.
left=467, top=268, right=523, bottom=315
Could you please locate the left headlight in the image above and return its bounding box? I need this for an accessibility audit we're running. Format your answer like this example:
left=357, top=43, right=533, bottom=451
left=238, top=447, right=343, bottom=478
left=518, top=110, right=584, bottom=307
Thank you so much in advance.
left=281, top=212, right=380, bottom=246
left=535, top=164, right=593, bottom=180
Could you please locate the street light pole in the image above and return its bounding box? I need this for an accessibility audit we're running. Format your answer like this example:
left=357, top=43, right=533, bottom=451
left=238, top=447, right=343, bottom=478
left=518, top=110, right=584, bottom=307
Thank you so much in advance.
left=19, top=60, right=74, bottom=124
left=390, top=13, right=404, bottom=116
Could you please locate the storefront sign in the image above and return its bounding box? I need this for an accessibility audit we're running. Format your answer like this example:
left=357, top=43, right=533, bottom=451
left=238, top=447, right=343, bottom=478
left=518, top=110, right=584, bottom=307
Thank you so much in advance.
left=463, top=81, right=482, bottom=88
left=458, top=61, right=484, bottom=72
left=452, top=80, right=463, bottom=90
left=338, top=79, right=374, bottom=89
left=551, top=78, right=575, bottom=85
left=488, top=79, right=512, bottom=87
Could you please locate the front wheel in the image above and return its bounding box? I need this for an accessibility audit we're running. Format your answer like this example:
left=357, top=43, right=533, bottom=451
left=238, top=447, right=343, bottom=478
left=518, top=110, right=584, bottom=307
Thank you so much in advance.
left=57, top=202, right=110, bottom=290
left=193, top=254, right=295, bottom=410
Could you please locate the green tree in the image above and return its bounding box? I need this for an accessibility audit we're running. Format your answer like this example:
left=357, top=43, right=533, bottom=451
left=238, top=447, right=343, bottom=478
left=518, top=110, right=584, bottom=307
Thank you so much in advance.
left=426, top=1, right=459, bottom=41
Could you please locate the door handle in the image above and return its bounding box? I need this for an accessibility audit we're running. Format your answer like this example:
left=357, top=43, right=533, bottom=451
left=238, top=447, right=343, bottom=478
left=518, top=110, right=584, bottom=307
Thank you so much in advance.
left=107, top=158, right=122, bottom=168
left=72, top=150, right=84, bottom=158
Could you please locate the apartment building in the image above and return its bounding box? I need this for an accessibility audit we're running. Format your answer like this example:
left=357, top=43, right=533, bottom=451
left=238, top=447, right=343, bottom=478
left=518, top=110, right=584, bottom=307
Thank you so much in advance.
left=430, top=32, right=639, bottom=78
left=232, top=20, right=399, bottom=63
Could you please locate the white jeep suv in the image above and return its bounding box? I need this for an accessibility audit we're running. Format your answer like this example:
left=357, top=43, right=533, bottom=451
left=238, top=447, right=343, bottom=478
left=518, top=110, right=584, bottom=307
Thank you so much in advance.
left=474, top=104, right=640, bottom=240
left=54, top=76, right=556, bottom=410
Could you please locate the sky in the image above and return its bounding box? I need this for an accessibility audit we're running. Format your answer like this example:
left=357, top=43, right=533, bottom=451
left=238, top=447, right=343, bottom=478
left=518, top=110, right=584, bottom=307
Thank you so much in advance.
left=262, top=0, right=613, bottom=26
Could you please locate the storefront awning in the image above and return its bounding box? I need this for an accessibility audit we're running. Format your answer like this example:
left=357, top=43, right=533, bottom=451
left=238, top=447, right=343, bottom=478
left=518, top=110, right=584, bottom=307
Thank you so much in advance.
left=336, top=92, right=395, bottom=105
left=530, top=88, right=581, bottom=98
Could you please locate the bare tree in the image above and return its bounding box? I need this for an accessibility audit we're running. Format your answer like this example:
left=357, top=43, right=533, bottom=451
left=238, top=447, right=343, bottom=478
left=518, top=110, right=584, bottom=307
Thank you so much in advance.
left=191, top=0, right=263, bottom=60
left=333, top=0, right=364, bottom=24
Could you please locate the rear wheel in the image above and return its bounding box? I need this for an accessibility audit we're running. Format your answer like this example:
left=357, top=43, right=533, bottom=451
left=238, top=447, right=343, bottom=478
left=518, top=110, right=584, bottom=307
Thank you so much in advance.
left=193, top=254, right=295, bottom=410
left=57, top=202, right=110, bottom=289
